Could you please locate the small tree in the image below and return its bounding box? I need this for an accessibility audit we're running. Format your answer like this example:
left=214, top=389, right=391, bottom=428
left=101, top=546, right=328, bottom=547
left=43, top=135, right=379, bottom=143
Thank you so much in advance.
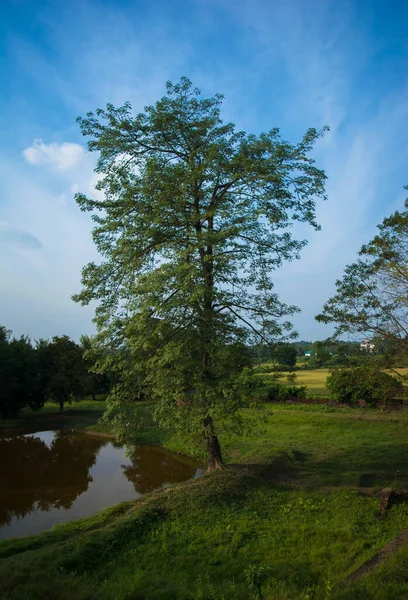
left=305, top=340, right=333, bottom=368
left=317, top=191, right=408, bottom=362
left=327, top=366, right=404, bottom=407
left=38, top=336, right=88, bottom=414
left=286, top=372, right=297, bottom=383
left=272, top=343, right=297, bottom=368
left=74, top=78, right=327, bottom=469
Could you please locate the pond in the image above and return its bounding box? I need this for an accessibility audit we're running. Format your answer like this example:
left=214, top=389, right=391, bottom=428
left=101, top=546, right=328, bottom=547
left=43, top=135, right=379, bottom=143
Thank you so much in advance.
left=0, top=429, right=203, bottom=539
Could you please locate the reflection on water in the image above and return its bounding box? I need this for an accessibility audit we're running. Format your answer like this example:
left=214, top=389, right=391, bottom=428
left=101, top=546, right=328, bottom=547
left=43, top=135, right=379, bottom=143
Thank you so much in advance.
left=0, top=430, right=201, bottom=539
left=0, top=431, right=106, bottom=527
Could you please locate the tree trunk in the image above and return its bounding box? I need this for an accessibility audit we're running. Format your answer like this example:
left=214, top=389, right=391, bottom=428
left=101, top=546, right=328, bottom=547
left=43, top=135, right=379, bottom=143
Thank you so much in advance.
left=59, top=400, right=64, bottom=415
left=195, top=208, right=221, bottom=472
left=203, top=416, right=223, bottom=472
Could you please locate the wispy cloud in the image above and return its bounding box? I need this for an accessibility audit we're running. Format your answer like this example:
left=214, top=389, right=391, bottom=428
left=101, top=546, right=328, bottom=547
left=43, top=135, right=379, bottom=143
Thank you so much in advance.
left=0, top=222, right=43, bottom=250
left=0, top=155, right=98, bottom=339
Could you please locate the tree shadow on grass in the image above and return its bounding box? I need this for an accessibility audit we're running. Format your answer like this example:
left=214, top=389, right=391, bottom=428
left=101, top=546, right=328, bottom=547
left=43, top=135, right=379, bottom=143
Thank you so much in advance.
left=306, top=441, right=408, bottom=489
left=177, top=449, right=308, bottom=511
left=186, top=439, right=408, bottom=508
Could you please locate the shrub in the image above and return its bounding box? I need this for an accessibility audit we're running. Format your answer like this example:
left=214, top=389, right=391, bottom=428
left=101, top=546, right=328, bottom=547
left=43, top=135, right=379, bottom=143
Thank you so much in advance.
left=257, top=383, right=307, bottom=402
left=253, top=364, right=297, bottom=375
left=326, top=366, right=404, bottom=407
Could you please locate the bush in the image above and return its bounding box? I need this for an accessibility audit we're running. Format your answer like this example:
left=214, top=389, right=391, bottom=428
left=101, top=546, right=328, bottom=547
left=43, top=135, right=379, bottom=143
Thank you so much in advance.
left=326, top=366, right=404, bottom=407
left=257, top=383, right=307, bottom=402
left=253, top=364, right=297, bottom=375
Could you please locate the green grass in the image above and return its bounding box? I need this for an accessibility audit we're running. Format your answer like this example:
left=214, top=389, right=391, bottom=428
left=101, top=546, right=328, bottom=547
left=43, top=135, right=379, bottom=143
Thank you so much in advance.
left=346, top=540, right=408, bottom=600
left=2, top=402, right=408, bottom=598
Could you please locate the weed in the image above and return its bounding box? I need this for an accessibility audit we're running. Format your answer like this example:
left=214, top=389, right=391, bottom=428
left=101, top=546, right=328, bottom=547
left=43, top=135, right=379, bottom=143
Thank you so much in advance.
left=244, top=565, right=272, bottom=600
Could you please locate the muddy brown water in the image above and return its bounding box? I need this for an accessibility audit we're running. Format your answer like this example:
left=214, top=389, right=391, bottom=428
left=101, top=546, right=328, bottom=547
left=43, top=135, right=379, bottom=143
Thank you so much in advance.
left=0, top=429, right=203, bottom=539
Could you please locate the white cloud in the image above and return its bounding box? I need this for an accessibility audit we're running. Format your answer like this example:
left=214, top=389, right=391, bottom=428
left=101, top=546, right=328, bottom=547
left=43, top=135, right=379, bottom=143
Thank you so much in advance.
left=22, top=138, right=103, bottom=202
left=22, top=139, right=86, bottom=171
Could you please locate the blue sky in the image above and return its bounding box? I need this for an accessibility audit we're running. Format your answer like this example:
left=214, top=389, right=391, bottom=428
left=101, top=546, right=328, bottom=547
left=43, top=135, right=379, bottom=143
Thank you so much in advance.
left=1, top=0, right=407, bottom=342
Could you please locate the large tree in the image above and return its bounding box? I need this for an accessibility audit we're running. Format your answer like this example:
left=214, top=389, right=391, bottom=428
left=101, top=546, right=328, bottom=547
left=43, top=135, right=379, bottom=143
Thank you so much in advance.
left=80, top=334, right=111, bottom=400
left=74, top=78, right=327, bottom=470
left=0, top=326, right=43, bottom=418
left=316, top=190, right=408, bottom=357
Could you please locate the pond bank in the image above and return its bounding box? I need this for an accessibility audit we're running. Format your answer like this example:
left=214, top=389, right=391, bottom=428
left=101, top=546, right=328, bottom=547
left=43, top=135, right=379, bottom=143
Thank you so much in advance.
left=2, top=403, right=408, bottom=598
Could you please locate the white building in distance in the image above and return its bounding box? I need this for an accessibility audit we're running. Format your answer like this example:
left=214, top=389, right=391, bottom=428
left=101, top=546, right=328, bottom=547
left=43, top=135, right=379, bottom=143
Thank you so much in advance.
left=360, top=339, right=375, bottom=352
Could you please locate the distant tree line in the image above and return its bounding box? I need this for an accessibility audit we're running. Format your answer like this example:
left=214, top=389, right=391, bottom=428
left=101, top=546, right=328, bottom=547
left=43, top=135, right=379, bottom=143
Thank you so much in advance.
left=302, top=340, right=364, bottom=369
left=247, top=343, right=297, bottom=367
left=0, top=327, right=111, bottom=418
left=3, top=322, right=405, bottom=420
left=246, top=337, right=408, bottom=370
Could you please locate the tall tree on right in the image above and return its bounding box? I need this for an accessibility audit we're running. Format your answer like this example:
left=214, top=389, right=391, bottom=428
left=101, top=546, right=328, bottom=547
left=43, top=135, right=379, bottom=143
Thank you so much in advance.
left=316, top=188, right=408, bottom=355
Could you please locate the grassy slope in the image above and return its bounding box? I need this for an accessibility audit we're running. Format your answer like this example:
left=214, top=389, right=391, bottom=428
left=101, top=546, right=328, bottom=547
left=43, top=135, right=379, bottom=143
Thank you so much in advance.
left=1, top=402, right=408, bottom=599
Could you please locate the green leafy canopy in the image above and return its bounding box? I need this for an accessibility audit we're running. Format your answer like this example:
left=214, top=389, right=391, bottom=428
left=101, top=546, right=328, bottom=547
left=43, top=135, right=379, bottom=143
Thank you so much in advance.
left=316, top=188, right=408, bottom=351
left=73, top=78, right=327, bottom=455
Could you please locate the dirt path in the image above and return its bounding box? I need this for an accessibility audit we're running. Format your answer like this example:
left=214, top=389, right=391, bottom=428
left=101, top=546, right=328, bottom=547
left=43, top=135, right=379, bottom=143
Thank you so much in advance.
left=345, top=527, right=408, bottom=583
